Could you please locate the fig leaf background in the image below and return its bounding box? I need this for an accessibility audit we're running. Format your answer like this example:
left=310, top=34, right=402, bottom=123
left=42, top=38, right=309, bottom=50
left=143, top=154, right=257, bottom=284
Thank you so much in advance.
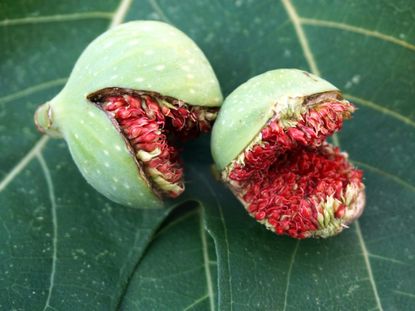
left=0, top=0, right=414, bottom=310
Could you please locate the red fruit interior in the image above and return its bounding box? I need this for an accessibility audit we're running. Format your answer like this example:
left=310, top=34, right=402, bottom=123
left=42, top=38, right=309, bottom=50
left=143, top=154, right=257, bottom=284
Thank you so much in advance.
left=227, top=96, right=363, bottom=238
left=95, top=92, right=216, bottom=198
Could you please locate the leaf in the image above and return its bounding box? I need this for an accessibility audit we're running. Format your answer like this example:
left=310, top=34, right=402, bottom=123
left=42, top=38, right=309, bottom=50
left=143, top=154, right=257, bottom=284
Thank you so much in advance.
left=120, top=206, right=218, bottom=310
left=1, top=0, right=414, bottom=310
left=0, top=1, right=172, bottom=309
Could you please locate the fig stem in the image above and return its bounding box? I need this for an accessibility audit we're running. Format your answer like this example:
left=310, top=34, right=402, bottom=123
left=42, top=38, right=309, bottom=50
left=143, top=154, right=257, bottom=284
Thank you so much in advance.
left=34, top=103, right=62, bottom=138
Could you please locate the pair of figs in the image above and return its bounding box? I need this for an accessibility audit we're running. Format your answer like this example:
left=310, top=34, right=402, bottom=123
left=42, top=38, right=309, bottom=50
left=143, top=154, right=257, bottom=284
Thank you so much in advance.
left=35, top=21, right=365, bottom=239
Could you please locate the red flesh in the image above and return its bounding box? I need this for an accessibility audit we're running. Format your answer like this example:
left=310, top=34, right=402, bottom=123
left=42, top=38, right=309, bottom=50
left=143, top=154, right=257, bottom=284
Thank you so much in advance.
left=101, top=94, right=215, bottom=198
left=227, top=99, right=363, bottom=238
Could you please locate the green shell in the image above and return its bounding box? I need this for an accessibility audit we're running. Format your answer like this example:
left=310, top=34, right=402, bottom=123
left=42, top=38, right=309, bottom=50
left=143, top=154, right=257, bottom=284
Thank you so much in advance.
left=35, top=21, right=223, bottom=208
left=211, top=69, right=338, bottom=171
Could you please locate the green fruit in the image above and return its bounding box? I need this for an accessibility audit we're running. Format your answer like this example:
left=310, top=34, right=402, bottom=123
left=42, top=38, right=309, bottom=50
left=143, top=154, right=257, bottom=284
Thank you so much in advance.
left=35, top=21, right=222, bottom=208
left=211, top=69, right=365, bottom=239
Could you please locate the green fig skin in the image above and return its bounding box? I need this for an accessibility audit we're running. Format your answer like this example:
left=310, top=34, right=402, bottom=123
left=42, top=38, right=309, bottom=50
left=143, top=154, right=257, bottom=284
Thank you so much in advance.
left=211, top=69, right=337, bottom=171
left=210, top=69, right=365, bottom=239
left=35, top=21, right=223, bottom=208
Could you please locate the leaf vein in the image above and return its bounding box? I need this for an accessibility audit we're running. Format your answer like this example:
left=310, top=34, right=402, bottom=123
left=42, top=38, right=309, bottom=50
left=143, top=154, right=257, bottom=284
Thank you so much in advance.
left=0, top=78, right=67, bottom=105
left=140, top=265, right=205, bottom=281
left=344, top=94, right=415, bottom=129
left=0, top=12, right=113, bottom=26
left=394, top=290, right=415, bottom=299
left=37, top=153, right=58, bottom=311
left=200, top=208, right=215, bottom=311
left=0, top=136, right=49, bottom=192
left=148, top=0, right=173, bottom=24
left=352, top=160, right=415, bottom=192
left=281, top=0, right=320, bottom=76
left=282, top=240, right=299, bottom=311
left=300, top=18, right=415, bottom=52
left=110, top=0, right=133, bottom=28
left=368, top=253, right=407, bottom=266
left=355, top=222, right=384, bottom=311
left=183, top=294, right=209, bottom=311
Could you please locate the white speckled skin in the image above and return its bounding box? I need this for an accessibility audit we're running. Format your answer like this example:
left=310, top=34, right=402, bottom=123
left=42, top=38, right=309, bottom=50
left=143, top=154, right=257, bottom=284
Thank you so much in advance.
left=211, top=69, right=338, bottom=171
left=37, top=21, right=223, bottom=208
left=63, top=21, right=222, bottom=107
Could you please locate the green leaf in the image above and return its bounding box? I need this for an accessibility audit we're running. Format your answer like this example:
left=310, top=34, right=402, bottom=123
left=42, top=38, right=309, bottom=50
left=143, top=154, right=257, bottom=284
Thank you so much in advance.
left=120, top=206, right=218, bottom=310
left=1, top=0, right=414, bottom=310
